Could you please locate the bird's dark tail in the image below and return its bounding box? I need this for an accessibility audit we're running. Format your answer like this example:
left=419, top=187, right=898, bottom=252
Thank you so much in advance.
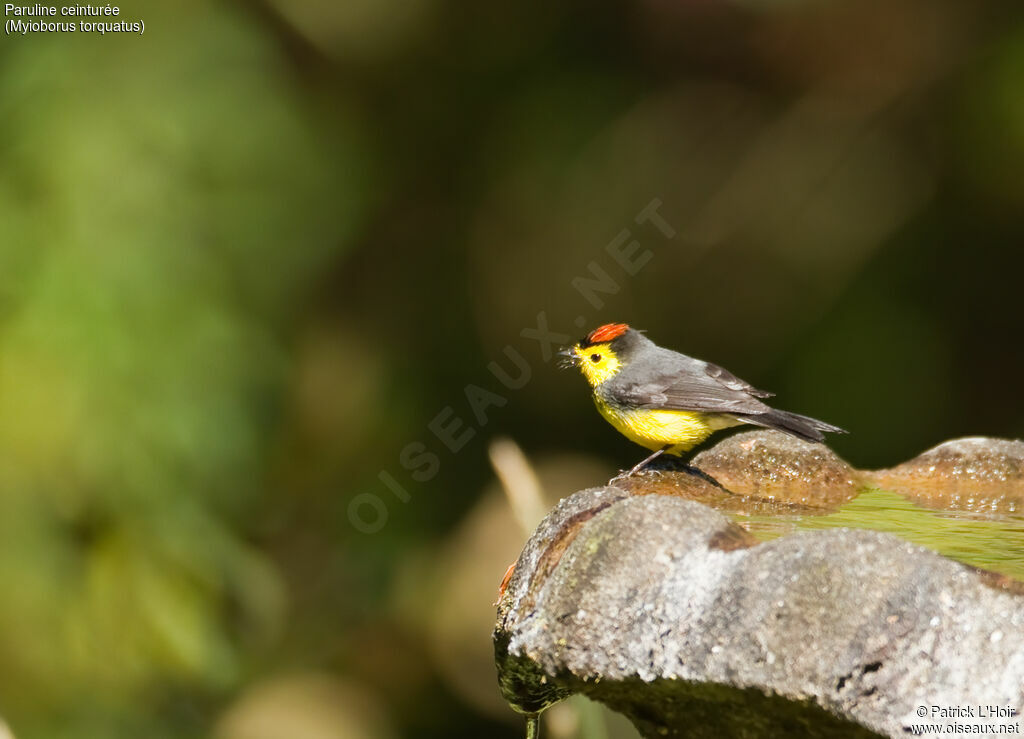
left=736, top=409, right=846, bottom=443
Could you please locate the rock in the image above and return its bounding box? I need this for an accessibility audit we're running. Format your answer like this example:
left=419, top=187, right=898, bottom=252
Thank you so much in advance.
left=870, top=437, right=1024, bottom=513
left=495, top=485, right=633, bottom=716
left=613, top=430, right=862, bottom=515
left=494, top=488, right=1024, bottom=738
left=693, top=429, right=862, bottom=507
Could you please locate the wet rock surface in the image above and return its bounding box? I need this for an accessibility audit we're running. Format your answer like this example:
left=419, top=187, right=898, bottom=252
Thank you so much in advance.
left=495, top=490, right=1024, bottom=738
left=612, top=429, right=862, bottom=515
left=613, top=431, right=1024, bottom=518
left=692, top=429, right=862, bottom=507
left=871, top=437, right=1024, bottom=513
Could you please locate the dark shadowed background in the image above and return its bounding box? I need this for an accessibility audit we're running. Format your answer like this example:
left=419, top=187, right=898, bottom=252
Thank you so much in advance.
left=1, top=0, right=1022, bottom=737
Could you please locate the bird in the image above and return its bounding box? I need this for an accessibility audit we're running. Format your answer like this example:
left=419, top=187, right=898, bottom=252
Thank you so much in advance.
left=559, top=323, right=845, bottom=479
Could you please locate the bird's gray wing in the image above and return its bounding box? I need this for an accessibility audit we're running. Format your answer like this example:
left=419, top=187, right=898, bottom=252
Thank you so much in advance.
left=703, top=361, right=774, bottom=398
left=607, top=359, right=771, bottom=414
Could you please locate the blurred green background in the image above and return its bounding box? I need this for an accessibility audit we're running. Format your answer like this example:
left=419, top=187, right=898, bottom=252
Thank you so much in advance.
left=1, top=0, right=1023, bottom=737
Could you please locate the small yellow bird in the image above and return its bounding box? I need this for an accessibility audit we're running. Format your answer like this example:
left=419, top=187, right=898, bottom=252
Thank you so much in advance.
left=560, top=323, right=844, bottom=477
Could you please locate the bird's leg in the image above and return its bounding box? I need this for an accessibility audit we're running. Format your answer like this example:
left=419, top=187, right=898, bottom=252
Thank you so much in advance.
left=610, top=445, right=671, bottom=484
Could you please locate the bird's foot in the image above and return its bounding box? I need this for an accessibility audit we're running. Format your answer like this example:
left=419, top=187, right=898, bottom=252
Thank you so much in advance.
left=608, top=469, right=639, bottom=486
left=608, top=446, right=672, bottom=486
left=608, top=460, right=735, bottom=494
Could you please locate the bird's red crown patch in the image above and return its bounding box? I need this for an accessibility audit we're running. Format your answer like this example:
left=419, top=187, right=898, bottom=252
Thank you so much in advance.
left=584, top=323, right=630, bottom=346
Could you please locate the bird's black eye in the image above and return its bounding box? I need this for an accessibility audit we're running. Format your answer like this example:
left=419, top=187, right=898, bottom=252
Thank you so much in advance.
left=590, top=354, right=601, bottom=363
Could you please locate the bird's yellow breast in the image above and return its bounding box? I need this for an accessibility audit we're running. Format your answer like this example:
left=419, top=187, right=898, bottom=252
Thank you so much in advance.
left=594, top=396, right=738, bottom=454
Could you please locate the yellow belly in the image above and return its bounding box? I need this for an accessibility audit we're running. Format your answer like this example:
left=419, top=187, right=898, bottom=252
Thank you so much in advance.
left=594, top=396, right=739, bottom=454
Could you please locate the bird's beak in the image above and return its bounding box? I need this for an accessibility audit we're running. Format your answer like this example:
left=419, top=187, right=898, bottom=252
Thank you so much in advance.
left=557, top=345, right=579, bottom=369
